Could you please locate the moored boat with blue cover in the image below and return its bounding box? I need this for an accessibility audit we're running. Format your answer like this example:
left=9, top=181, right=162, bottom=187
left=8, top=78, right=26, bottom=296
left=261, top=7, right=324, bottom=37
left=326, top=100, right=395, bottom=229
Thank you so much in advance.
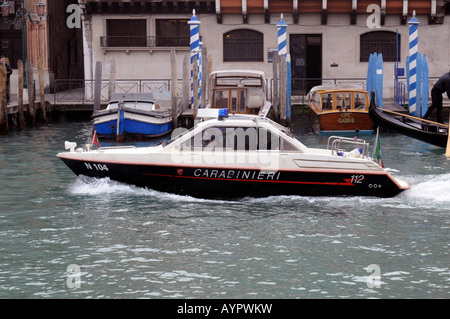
left=92, top=92, right=175, bottom=141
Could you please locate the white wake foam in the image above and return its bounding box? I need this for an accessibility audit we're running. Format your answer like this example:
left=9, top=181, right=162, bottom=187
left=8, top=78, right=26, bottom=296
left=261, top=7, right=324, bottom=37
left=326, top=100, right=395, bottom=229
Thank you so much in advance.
left=404, top=173, right=450, bottom=203
left=67, top=175, right=234, bottom=204
left=68, top=176, right=149, bottom=196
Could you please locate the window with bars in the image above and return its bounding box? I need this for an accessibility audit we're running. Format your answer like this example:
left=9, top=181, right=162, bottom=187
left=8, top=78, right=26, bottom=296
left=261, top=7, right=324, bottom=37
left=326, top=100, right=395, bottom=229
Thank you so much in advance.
left=106, top=19, right=147, bottom=47
left=360, top=31, right=399, bottom=62
left=223, top=29, right=264, bottom=62
left=155, top=19, right=189, bottom=47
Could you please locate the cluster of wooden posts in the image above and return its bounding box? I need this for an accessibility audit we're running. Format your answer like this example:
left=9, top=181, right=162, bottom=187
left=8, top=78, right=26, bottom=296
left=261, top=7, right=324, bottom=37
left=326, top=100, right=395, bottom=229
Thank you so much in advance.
left=0, top=58, right=47, bottom=135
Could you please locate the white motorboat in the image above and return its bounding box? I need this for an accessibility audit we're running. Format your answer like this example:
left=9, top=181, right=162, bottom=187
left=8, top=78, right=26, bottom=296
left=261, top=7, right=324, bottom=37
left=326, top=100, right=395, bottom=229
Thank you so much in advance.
left=58, top=109, right=409, bottom=199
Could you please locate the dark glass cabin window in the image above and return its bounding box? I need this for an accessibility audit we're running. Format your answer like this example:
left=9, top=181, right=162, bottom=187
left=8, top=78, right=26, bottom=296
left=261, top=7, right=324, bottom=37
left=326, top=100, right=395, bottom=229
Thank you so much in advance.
left=223, top=29, right=264, bottom=62
left=360, top=31, right=399, bottom=62
left=156, top=19, right=189, bottom=47
left=106, top=19, right=146, bottom=47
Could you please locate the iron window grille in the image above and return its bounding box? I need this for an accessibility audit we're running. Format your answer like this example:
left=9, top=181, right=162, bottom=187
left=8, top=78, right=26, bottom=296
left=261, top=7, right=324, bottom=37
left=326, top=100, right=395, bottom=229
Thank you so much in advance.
left=223, top=29, right=264, bottom=62
left=360, top=31, right=399, bottom=62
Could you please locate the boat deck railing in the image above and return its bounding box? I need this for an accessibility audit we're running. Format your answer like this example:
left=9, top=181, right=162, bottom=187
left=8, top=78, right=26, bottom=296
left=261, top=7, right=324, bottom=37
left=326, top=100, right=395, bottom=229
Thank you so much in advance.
left=327, top=136, right=370, bottom=158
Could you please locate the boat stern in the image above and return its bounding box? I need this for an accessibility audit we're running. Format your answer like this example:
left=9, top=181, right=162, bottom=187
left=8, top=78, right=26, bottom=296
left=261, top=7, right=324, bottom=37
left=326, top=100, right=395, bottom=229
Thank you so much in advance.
left=392, top=176, right=410, bottom=191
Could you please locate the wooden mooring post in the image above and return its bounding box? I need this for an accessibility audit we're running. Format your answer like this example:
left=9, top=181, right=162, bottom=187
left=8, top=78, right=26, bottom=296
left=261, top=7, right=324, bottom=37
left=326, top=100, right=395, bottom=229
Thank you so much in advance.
left=201, top=46, right=208, bottom=109
left=17, top=60, right=25, bottom=130
left=170, top=48, right=178, bottom=130
left=182, top=54, right=190, bottom=114
left=0, top=63, right=8, bottom=135
left=38, top=56, right=46, bottom=124
left=272, top=53, right=279, bottom=122
left=93, top=61, right=102, bottom=112
left=25, top=59, right=36, bottom=127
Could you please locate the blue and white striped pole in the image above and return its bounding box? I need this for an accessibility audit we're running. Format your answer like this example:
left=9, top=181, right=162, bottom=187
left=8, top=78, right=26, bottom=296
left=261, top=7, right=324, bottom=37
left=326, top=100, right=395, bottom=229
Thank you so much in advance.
left=277, top=14, right=290, bottom=122
left=188, top=9, right=201, bottom=108
left=198, top=41, right=202, bottom=109
left=277, top=14, right=287, bottom=56
left=408, top=10, right=419, bottom=116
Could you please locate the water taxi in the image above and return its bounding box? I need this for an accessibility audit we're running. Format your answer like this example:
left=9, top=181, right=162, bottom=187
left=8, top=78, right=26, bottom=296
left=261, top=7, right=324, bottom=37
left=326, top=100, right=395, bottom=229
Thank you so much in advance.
left=307, top=85, right=374, bottom=132
left=58, top=109, right=409, bottom=199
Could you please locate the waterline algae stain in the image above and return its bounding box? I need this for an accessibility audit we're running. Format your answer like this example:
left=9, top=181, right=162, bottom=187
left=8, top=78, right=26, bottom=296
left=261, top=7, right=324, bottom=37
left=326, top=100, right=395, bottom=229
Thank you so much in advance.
left=0, top=120, right=449, bottom=298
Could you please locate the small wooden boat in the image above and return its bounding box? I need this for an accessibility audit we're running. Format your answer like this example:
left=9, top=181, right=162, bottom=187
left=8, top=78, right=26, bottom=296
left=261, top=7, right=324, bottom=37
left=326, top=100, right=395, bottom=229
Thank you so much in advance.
left=368, top=102, right=449, bottom=148
left=92, top=92, right=177, bottom=141
left=307, top=85, right=374, bottom=132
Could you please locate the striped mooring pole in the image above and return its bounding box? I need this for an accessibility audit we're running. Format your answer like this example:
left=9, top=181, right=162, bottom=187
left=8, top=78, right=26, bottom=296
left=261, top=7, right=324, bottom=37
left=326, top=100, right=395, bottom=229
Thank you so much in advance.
left=408, top=10, right=419, bottom=116
left=277, top=14, right=287, bottom=56
left=188, top=9, right=201, bottom=108
left=277, top=14, right=290, bottom=123
left=198, top=41, right=202, bottom=109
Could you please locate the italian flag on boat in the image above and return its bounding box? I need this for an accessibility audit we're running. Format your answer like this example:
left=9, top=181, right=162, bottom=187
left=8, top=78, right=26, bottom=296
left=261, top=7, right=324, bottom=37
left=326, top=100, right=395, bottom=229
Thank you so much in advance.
left=374, top=127, right=383, bottom=167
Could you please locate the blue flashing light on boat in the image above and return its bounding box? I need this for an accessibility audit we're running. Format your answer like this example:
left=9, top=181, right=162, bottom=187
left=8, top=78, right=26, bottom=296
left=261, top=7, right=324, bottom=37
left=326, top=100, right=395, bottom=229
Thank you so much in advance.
left=218, top=108, right=229, bottom=120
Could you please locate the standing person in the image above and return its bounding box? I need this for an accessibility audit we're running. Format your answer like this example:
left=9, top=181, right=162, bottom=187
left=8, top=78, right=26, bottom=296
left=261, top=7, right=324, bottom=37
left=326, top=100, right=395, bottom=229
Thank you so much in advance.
left=423, top=70, right=450, bottom=123
left=0, top=56, right=12, bottom=103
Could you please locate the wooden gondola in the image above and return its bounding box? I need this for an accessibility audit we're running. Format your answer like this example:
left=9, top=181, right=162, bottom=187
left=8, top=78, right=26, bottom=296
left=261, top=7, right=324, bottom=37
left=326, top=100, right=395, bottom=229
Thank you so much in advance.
left=368, top=95, right=448, bottom=148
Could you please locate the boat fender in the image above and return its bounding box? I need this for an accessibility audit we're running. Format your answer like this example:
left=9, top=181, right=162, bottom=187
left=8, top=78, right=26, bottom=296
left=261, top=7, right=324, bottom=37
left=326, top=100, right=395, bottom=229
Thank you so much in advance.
left=348, top=147, right=363, bottom=158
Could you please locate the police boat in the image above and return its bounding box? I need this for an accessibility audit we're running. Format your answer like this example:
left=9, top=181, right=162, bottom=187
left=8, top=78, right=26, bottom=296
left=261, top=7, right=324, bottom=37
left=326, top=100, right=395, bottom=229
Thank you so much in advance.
left=57, top=109, right=410, bottom=199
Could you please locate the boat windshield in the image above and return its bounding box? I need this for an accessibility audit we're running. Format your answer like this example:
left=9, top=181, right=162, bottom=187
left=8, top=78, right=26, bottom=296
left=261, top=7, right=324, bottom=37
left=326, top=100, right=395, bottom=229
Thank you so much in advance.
left=214, top=89, right=247, bottom=112
left=321, top=93, right=333, bottom=111
left=354, top=92, right=367, bottom=110
left=336, top=93, right=351, bottom=111
left=216, top=76, right=262, bottom=87
left=180, top=126, right=301, bottom=152
left=164, top=125, right=196, bottom=146
left=107, top=101, right=156, bottom=111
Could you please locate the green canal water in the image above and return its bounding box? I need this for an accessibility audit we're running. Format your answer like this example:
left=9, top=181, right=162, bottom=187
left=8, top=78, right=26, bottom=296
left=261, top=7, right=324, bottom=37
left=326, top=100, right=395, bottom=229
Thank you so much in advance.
left=0, top=115, right=449, bottom=299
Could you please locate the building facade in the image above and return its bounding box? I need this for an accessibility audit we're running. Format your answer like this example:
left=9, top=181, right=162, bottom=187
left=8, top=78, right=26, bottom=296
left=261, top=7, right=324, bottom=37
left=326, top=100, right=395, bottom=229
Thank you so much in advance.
left=0, top=0, right=83, bottom=94
left=81, top=0, right=449, bottom=99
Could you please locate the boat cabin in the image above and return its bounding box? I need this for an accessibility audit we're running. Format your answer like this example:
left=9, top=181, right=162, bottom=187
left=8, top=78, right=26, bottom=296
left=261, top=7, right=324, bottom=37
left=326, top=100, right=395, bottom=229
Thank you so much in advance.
left=208, top=70, right=268, bottom=115
left=308, top=88, right=369, bottom=114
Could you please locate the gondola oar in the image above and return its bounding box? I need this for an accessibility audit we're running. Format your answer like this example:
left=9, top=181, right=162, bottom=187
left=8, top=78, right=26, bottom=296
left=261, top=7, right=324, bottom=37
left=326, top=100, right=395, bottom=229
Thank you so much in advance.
left=377, top=107, right=448, bottom=128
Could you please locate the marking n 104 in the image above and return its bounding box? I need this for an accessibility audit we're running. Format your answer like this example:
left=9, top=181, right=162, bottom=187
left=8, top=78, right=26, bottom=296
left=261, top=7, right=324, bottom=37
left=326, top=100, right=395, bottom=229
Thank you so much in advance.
left=85, top=163, right=109, bottom=171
